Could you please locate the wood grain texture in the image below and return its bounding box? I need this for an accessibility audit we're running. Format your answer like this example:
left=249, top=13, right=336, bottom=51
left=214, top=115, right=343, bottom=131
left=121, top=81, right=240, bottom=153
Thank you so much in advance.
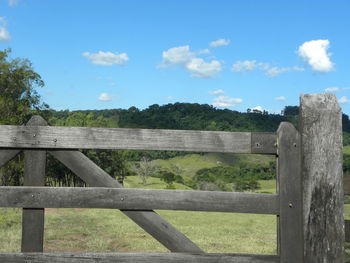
left=0, top=149, right=20, bottom=167
left=0, top=186, right=279, bottom=214
left=0, top=125, right=277, bottom=154
left=21, top=116, right=47, bottom=253
left=251, top=133, right=277, bottom=154
left=277, top=122, right=303, bottom=262
left=343, top=175, right=350, bottom=195
left=49, top=150, right=203, bottom=253
left=300, top=94, right=344, bottom=262
left=0, top=253, right=279, bottom=263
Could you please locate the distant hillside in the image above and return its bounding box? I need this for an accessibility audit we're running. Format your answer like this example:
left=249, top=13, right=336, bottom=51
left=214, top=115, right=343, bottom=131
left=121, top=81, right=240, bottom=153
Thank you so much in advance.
left=50, top=103, right=293, bottom=131
left=49, top=103, right=350, bottom=145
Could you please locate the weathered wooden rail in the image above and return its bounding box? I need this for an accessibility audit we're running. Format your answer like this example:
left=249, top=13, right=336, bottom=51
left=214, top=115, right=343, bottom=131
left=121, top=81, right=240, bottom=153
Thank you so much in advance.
left=0, top=93, right=344, bottom=263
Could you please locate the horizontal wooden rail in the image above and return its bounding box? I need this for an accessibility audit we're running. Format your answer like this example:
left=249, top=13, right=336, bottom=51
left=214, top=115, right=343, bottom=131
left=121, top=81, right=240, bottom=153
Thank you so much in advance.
left=0, top=187, right=279, bottom=214
left=0, top=252, right=279, bottom=262
left=0, top=125, right=277, bottom=154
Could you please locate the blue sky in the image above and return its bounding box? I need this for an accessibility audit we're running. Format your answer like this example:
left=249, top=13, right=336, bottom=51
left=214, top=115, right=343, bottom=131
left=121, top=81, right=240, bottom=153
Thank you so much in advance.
left=1, top=0, right=350, bottom=115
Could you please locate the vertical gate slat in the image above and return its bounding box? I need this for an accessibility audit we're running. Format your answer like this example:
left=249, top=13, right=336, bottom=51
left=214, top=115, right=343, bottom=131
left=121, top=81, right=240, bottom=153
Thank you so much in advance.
left=21, top=116, right=47, bottom=252
left=277, top=122, right=303, bottom=262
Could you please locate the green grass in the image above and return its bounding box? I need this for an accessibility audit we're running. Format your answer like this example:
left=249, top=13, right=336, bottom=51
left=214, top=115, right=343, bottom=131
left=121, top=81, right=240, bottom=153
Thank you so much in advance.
left=344, top=145, right=350, bottom=155
left=0, top=208, right=22, bottom=252
left=0, top=177, right=277, bottom=254
left=256, top=180, right=276, bottom=194
left=0, top=208, right=276, bottom=254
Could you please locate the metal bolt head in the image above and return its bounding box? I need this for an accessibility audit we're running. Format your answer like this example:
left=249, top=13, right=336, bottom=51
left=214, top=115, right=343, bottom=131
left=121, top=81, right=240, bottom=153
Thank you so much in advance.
left=289, top=202, right=293, bottom=208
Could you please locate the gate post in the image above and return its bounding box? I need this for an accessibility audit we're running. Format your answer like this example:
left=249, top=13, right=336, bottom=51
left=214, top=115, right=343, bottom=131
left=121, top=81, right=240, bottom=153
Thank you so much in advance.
left=21, top=116, right=47, bottom=252
left=299, top=93, right=344, bottom=262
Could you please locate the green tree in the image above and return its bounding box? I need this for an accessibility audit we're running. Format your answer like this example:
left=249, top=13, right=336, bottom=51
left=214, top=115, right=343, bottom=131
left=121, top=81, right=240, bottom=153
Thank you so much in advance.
left=159, top=170, right=176, bottom=189
left=0, top=49, right=48, bottom=186
left=86, top=150, right=132, bottom=185
left=0, top=49, right=48, bottom=125
left=234, top=178, right=260, bottom=192
left=282, top=106, right=299, bottom=116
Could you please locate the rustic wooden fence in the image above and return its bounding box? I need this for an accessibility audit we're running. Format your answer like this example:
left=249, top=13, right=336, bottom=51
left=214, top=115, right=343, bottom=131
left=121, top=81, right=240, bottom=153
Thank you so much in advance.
left=0, top=94, right=344, bottom=262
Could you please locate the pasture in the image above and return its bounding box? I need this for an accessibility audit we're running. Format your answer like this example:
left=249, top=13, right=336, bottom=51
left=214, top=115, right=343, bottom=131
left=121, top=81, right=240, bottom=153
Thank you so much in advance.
left=0, top=177, right=277, bottom=254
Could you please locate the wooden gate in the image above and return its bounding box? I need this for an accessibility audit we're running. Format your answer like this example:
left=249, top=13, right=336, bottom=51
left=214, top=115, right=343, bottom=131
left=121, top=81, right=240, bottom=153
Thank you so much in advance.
left=0, top=94, right=344, bottom=262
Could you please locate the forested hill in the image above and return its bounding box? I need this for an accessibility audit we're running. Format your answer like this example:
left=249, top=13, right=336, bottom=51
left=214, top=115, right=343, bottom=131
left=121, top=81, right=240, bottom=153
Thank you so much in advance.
left=49, top=103, right=350, bottom=144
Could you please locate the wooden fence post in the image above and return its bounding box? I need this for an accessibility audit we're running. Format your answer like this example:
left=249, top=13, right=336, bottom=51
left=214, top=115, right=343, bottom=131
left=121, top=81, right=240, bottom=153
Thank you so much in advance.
left=21, top=116, right=47, bottom=252
left=300, top=93, right=344, bottom=262
left=277, top=122, right=303, bottom=262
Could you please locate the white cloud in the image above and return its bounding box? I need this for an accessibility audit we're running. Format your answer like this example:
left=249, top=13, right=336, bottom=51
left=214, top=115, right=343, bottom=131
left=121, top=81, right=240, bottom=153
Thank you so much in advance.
left=185, top=58, right=221, bottom=78
left=265, top=66, right=304, bottom=77
left=212, top=96, right=243, bottom=107
left=98, top=93, right=112, bottom=101
left=159, top=45, right=222, bottom=78
left=265, top=67, right=290, bottom=77
left=166, top=96, right=175, bottom=100
left=339, top=96, right=350, bottom=104
left=233, top=59, right=304, bottom=77
left=274, top=96, right=286, bottom=101
left=0, top=17, right=10, bottom=42
left=209, top=89, right=225, bottom=95
left=210, top=38, right=230, bottom=47
left=159, top=45, right=194, bottom=67
left=325, top=87, right=339, bottom=92
left=298, top=39, right=334, bottom=72
left=8, top=0, right=19, bottom=6
left=232, top=60, right=258, bottom=72
left=83, top=51, right=129, bottom=66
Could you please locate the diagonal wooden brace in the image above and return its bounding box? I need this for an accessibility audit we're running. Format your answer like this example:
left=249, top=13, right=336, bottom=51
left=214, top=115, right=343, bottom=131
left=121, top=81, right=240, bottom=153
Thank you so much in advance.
left=0, top=150, right=21, bottom=167
left=49, top=150, right=203, bottom=253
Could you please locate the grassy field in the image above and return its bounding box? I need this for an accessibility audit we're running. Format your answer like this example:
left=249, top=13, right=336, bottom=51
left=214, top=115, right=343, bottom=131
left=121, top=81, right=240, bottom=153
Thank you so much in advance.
left=0, top=176, right=277, bottom=254
left=0, top=208, right=277, bottom=254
